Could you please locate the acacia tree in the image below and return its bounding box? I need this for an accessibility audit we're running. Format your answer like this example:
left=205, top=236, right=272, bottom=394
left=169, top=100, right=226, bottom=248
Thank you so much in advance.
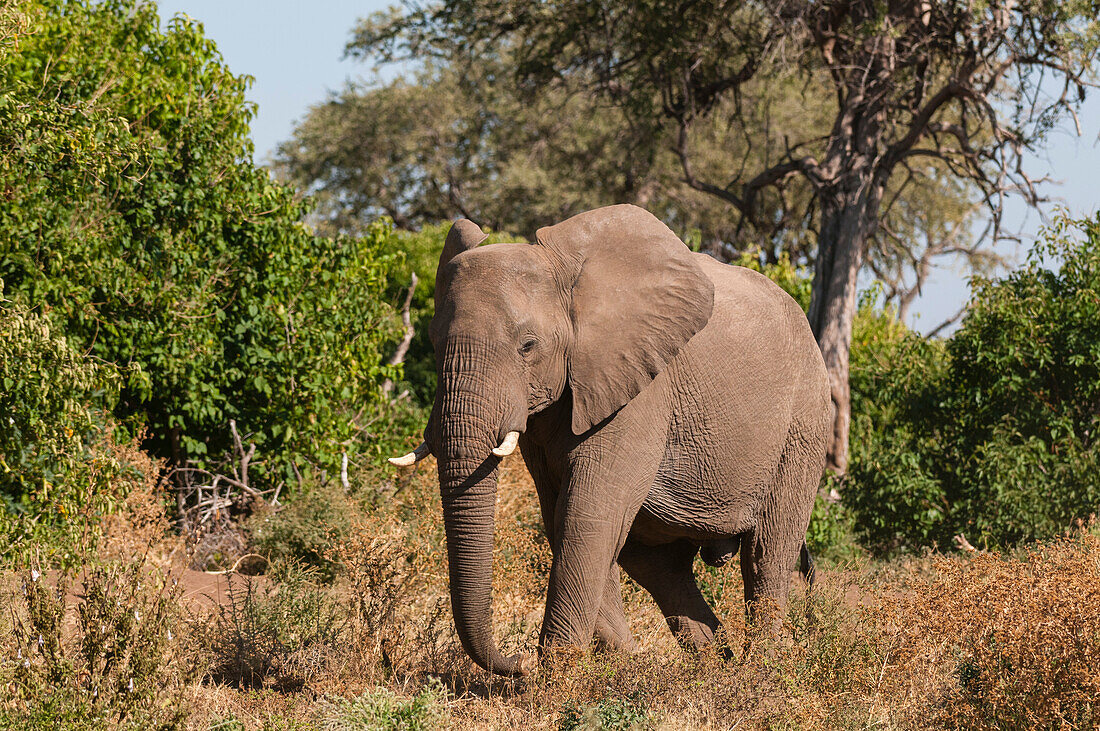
left=286, top=16, right=982, bottom=276
left=361, top=0, right=1100, bottom=472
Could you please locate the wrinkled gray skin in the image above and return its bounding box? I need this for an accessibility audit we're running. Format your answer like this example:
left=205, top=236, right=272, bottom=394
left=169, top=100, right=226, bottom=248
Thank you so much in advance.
left=421, top=205, right=830, bottom=676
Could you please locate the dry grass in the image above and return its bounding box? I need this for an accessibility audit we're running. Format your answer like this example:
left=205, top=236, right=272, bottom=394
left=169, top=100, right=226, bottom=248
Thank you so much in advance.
left=4, top=455, right=1099, bottom=729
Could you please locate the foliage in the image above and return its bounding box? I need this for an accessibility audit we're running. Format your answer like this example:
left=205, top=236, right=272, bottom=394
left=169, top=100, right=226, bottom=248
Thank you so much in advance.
left=276, top=53, right=682, bottom=242
left=559, top=693, right=651, bottom=730
left=804, top=487, right=858, bottom=562
left=319, top=679, right=450, bottom=731
left=362, top=0, right=1099, bottom=282
left=0, top=0, right=400, bottom=485
left=731, top=249, right=813, bottom=310
left=204, top=560, right=347, bottom=690
left=938, top=212, right=1100, bottom=546
left=247, top=484, right=357, bottom=581
left=0, top=296, right=115, bottom=506
left=284, top=10, right=988, bottom=282
left=846, top=213, right=1100, bottom=551
left=0, top=557, right=193, bottom=730
left=0, top=297, right=157, bottom=565
left=845, top=300, right=951, bottom=552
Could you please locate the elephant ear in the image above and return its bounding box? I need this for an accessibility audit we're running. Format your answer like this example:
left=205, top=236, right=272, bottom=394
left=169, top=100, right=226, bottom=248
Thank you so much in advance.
left=435, top=218, right=488, bottom=309
left=535, top=204, right=714, bottom=435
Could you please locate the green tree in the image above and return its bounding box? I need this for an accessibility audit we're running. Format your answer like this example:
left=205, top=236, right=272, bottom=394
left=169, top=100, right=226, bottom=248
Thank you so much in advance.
left=846, top=213, right=1100, bottom=551
left=0, top=0, right=400, bottom=486
left=276, top=50, right=716, bottom=241
left=0, top=293, right=143, bottom=562
left=359, top=0, right=1100, bottom=476
left=282, top=18, right=985, bottom=286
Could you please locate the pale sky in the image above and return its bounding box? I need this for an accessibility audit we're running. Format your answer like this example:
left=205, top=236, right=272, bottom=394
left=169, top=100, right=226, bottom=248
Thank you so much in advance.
left=158, top=1, right=1100, bottom=334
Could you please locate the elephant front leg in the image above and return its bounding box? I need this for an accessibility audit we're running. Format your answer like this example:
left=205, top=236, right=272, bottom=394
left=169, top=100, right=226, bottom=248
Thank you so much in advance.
left=593, top=565, right=634, bottom=652
left=524, top=441, right=634, bottom=654
left=540, top=559, right=634, bottom=654
left=538, top=504, right=631, bottom=653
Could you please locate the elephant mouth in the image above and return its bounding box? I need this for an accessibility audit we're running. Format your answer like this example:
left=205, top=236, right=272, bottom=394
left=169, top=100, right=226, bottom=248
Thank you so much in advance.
left=528, top=385, right=555, bottom=414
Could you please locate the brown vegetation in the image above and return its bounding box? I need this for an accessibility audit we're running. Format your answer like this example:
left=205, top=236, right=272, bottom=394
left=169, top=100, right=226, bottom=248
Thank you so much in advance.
left=2, top=455, right=1098, bottom=729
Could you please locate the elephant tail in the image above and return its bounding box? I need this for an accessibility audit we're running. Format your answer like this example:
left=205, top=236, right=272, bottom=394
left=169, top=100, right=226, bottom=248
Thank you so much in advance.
left=799, top=542, right=816, bottom=591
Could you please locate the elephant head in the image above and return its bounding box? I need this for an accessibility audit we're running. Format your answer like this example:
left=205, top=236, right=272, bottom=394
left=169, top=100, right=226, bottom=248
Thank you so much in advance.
left=390, top=204, right=714, bottom=675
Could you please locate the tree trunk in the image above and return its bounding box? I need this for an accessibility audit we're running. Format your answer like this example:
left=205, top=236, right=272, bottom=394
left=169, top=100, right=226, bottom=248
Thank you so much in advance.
left=807, top=183, right=882, bottom=475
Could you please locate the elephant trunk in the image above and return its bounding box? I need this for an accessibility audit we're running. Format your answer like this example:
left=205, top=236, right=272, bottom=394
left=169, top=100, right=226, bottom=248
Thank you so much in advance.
left=435, top=345, right=527, bottom=676
left=439, top=454, right=527, bottom=675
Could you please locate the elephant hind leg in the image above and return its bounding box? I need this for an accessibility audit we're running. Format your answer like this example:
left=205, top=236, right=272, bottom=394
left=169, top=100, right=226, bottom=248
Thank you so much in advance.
left=618, top=538, right=722, bottom=650
left=741, top=426, right=824, bottom=633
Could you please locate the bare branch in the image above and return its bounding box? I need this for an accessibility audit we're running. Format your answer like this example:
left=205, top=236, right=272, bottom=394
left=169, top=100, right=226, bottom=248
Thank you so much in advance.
left=382, top=272, right=419, bottom=398
left=926, top=306, right=968, bottom=338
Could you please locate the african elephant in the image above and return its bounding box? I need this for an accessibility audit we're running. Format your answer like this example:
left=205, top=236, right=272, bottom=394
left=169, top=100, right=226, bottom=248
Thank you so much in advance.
left=390, top=204, right=830, bottom=676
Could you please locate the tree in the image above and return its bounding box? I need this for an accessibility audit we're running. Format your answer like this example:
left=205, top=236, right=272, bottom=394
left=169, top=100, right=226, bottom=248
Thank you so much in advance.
left=0, top=0, right=401, bottom=487
left=846, top=212, right=1100, bottom=551
left=276, top=48, right=739, bottom=243
left=358, top=0, right=1100, bottom=474
left=283, top=16, right=984, bottom=280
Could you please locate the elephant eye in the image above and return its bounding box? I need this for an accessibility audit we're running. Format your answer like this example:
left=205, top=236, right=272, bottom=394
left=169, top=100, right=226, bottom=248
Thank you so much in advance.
left=519, top=338, right=537, bottom=356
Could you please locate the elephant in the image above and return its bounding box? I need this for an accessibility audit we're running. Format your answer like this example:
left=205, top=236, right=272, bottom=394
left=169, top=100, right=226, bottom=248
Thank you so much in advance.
left=390, top=204, right=830, bottom=677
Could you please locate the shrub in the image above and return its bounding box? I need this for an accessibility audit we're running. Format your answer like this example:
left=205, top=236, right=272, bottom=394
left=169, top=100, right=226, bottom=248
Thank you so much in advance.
left=204, top=560, right=347, bottom=690
left=846, top=212, right=1100, bottom=552
left=0, top=0, right=401, bottom=484
left=332, top=517, right=425, bottom=663
left=0, top=557, right=193, bottom=729
left=0, top=297, right=157, bottom=566
left=804, top=485, right=858, bottom=561
left=248, top=484, right=359, bottom=580
left=844, top=303, right=950, bottom=553
left=319, top=679, right=450, bottom=731
left=885, top=529, right=1100, bottom=728
left=559, top=694, right=652, bottom=730
left=935, top=212, right=1100, bottom=546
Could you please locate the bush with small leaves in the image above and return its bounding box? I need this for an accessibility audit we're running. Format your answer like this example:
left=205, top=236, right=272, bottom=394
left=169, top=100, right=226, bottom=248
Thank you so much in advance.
left=0, top=556, right=193, bottom=729
left=559, top=694, right=652, bottom=731
left=0, top=297, right=157, bottom=566
left=0, top=0, right=402, bottom=487
left=204, top=560, right=348, bottom=690
left=845, top=212, right=1100, bottom=551
left=319, top=679, right=450, bottom=731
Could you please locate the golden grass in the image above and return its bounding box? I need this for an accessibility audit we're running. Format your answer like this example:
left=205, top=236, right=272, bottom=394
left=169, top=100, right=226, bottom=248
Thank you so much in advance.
left=5, top=454, right=1099, bottom=729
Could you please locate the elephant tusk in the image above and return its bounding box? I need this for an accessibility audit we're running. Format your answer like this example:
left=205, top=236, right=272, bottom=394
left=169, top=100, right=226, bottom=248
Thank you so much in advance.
left=492, top=431, right=520, bottom=457
left=388, top=441, right=430, bottom=467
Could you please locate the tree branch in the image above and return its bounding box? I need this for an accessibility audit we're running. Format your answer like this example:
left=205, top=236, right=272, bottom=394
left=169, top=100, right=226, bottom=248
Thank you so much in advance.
left=382, top=272, right=419, bottom=398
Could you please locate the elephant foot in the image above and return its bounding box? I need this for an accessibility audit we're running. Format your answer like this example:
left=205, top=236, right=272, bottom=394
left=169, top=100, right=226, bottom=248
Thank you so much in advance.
left=700, top=537, right=740, bottom=567
left=593, top=630, right=637, bottom=655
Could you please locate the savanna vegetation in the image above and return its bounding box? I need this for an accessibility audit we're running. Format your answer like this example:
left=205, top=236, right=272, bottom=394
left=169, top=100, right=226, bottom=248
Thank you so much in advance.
left=3, top=0, right=1099, bottom=728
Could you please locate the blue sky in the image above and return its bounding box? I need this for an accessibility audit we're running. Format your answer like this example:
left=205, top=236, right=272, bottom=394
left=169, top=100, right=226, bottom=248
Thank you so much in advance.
left=157, top=1, right=1100, bottom=333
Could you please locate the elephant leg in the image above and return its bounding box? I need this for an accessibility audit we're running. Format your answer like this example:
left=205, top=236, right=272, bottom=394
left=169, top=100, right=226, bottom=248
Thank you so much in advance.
left=536, top=398, right=668, bottom=654
left=523, top=440, right=634, bottom=653
left=740, top=428, right=821, bottom=634
left=593, top=564, right=634, bottom=652
left=538, top=497, right=632, bottom=651
left=618, top=538, right=722, bottom=650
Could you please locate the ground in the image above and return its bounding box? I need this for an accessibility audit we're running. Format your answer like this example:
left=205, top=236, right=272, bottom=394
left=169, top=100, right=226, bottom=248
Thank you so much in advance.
left=3, top=454, right=1099, bottom=730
